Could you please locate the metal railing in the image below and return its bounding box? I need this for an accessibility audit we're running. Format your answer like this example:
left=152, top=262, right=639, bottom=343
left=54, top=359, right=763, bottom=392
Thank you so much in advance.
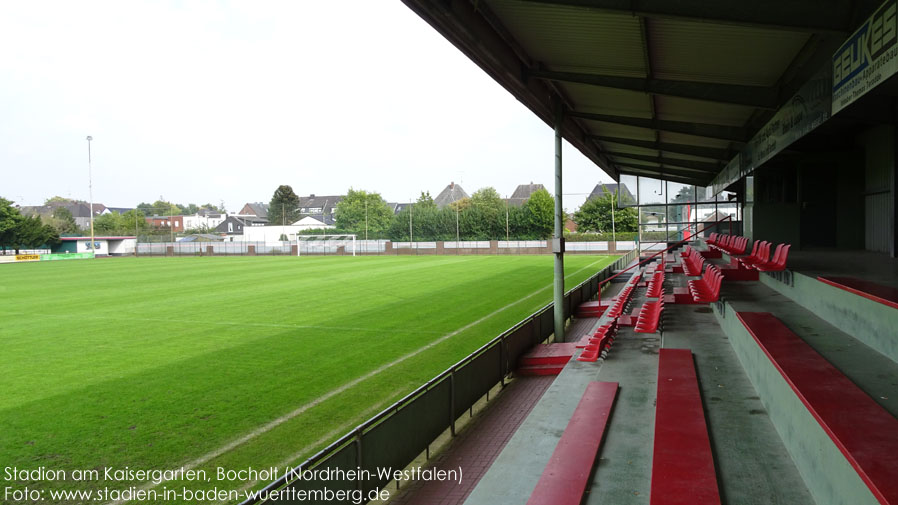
left=239, top=249, right=636, bottom=504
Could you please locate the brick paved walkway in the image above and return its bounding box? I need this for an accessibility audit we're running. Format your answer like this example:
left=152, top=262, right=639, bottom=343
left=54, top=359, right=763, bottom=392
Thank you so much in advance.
left=388, top=375, right=554, bottom=505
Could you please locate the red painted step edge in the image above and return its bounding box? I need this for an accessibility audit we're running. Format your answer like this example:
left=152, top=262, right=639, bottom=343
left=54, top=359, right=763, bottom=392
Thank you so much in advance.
left=817, top=276, right=898, bottom=310
left=526, top=381, right=618, bottom=505
left=737, top=312, right=898, bottom=505
left=651, top=349, right=721, bottom=505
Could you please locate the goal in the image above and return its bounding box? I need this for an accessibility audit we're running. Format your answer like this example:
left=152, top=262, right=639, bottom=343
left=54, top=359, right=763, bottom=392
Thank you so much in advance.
left=295, top=234, right=357, bottom=257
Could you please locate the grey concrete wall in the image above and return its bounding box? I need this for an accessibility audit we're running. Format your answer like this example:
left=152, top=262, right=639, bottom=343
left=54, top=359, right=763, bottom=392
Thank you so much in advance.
left=760, top=270, right=898, bottom=365
left=752, top=202, right=801, bottom=248
left=856, top=124, right=894, bottom=253
left=713, top=302, right=880, bottom=505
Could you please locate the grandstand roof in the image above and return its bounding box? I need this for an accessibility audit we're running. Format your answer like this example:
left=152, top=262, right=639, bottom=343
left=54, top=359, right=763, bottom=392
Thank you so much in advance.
left=402, top=0, right=884, bottom=188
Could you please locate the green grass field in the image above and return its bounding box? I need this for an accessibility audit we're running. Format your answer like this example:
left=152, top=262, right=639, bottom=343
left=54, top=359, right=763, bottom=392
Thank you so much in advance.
left=0, top=254, right=616, bottom=503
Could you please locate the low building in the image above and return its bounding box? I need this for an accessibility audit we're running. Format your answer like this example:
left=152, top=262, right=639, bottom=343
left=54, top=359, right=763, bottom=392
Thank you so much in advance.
left=182, top=212, right=226, bottom=231
left=298, top=194, right=343, bottom=217
left=238, top=202, right=270, bottom=222
left=52, top=236, right=137, bottom=256
left=146, top=215, right=184, bottom=232
left=214, top=215, right=266, bottom=239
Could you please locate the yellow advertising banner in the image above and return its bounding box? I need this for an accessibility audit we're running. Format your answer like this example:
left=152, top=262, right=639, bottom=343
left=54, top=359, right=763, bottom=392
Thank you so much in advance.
left=15, top=254, right=41, bottom=262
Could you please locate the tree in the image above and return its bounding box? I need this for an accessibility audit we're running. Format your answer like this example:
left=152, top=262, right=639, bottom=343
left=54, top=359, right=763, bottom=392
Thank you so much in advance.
left=335, top=188, right=393, bottom=238
left=573, top=192, right=638, bottom=233
left=524, top=188, right=554, bottom=238
left=0, top=197, right=21, bottom=249
left=267, top=185, right=302, bottom=226
left=45, top=196, right=86, bottom=205
left=470, top=187, right=505, bottom=214
left=447, top=197, right=471, bottom=212
left=49, top=207, right=79, bottom=234
left=416, top=191, right=436, bottom=209
left=122, top=210, right=150, bottom=235
left=8, top=214, right=58, bottom=253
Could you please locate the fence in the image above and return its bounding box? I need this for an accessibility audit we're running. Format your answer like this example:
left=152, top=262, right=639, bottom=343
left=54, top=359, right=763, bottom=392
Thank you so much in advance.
left=136, top=240, right=638, bottom=257
left=239, top=249, right=637, bottom=505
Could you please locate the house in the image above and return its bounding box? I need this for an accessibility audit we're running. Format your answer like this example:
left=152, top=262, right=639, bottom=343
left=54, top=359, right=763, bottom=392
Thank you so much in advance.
left=434, top=182, right=469, bottom=208
left=298, top=194, right=343, bottom=216
left=19, top=202, right=105, bottom=229
left=293, top=214, right=336, bottom=230
left=386, top=202, right=412, bottom=214
left=182, top=212, right=226, bottom=231
left=146, top=215, right=185, bottom=232
left=587, top=183, right=635, bottom=204
left=238, top=202, right=270, bottom=222
left=214, top=215, right=266, bottom=238
left=103, top=207, right=134, bottom=215
left=507, top=183, right=546, bottom=206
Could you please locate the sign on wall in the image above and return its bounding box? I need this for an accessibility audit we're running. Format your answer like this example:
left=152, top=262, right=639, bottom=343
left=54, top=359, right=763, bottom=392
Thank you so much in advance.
left=709, top=66, right=832, bottom=195
left=832, top=0, right=898, bottom=114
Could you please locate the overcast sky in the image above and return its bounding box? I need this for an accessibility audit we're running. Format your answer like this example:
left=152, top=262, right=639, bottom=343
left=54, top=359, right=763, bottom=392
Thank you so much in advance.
left=0, top=1, right=613, bottom=212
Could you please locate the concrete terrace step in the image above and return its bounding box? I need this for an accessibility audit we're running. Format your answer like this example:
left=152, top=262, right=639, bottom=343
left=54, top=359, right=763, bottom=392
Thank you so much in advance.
left=714, top=280, right=898, bottom=505
left=518, top=343, right=577, bottom=367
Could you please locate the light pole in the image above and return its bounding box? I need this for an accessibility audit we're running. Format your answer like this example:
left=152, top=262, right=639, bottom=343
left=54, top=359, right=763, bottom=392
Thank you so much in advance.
left=505, top=195, right=509, bottom=243
left=455, top=202, right=459, bottom=245
left=408, top=199, right=413, bottom=243
left=364, top=198, right=368, bottom=241
left=86, top=136, right=95, bottom=254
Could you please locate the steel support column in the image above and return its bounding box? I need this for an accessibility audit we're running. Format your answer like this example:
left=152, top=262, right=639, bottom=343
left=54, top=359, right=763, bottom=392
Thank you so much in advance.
left=553, top=104, right=566, bottom=342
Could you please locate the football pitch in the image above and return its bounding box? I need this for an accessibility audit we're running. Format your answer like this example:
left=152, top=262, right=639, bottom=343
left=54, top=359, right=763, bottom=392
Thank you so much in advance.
left=0, top=254, right=616, bottom=502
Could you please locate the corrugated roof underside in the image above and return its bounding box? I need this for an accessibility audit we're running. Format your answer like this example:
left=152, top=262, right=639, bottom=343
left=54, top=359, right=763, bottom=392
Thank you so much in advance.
left=476, top=0, right=813, bottom=185
left=486, top=0, right=646, bottom=76
left=648, top=19, right=811, bottom=86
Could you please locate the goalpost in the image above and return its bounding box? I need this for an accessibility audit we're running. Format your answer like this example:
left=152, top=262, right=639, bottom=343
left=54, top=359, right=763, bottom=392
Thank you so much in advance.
left=295, top=234, right=357, bottom=257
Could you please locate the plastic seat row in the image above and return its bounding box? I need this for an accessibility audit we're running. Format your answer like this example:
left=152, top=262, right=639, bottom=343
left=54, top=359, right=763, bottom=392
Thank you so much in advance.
left=606, top=283, right=636, bottom=319
left=708, top=233, right=748, bottom=255
left=646, top=269, right=665, bottom=298
left=635, top=289, right=665, bottom=333
left=739, top=241, right=791, bottom=272
left=680, top=246, right=706, bottom=276
left=576, top=320, right=618, bottom=362
left=687, top=265, right=723, bottom=303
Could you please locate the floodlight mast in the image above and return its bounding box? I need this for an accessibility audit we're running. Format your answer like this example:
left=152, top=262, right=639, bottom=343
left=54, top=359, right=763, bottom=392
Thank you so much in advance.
left=86, top=136, right=95, bottom=255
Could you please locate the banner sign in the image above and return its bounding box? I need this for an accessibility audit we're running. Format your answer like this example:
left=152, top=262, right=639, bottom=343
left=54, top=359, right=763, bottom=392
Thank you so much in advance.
left=832, top=0, right=898, bottom=114
left=709, top=67, right=832, bottom=195
left=15, top=254, right=41, bottom=262
left=41, top=252, right=95, bottom=261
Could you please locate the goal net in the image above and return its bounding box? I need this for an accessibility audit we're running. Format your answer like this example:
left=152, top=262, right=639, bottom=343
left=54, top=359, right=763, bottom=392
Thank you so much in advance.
left=296, top=234, right=357, bottom=256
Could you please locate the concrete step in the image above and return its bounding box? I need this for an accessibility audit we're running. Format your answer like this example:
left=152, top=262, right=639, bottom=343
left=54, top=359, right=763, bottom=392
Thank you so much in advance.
left=714, top=280, right=898, bottom=505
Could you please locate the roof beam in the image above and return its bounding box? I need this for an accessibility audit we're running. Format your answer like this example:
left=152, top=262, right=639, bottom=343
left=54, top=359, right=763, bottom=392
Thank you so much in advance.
left=528, top=69, right=779, bottom=109
left=617, top=165, right=712, bottom=186
left=593, top=136, right=733, bottom=160
left=606, top=152, right=721, bottom=172
left=515, top=0, right=861, bottom=34
left=570, top=111, right=749, bottom=142
left=614, top=161, right=715, bottom=181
